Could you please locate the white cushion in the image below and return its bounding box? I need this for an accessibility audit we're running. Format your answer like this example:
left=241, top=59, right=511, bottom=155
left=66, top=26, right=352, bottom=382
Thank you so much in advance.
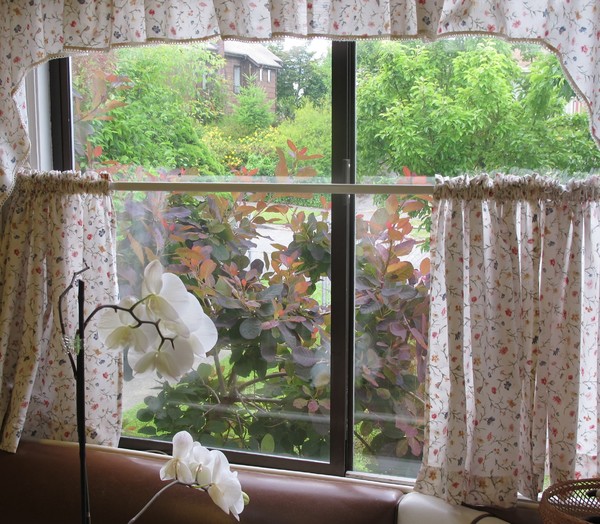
left=397, top=492, right=509, bottom=524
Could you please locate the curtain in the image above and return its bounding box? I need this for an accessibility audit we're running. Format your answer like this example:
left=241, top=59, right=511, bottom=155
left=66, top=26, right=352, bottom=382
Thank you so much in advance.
left=415, top=174, right=600, bottom=507
left=0, top=170, right=120, bottom=453
left=1, top=1, right=599, bottom=209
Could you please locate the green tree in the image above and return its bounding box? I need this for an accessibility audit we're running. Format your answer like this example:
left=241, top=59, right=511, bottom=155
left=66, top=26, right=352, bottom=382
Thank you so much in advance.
left=232, top=81, right=274, bottom=135
left=80, top=45, right=226, bottom=175
left=270, top=44, right=331, bottom=119
left=276, top=102, right=332, bottom=178
left=356, top=39, right=600, bottom=180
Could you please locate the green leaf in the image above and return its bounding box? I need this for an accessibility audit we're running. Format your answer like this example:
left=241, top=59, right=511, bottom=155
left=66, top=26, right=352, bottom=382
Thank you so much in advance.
left=240, top=317, right=262, bottom=339
left=260, top=433, right=275, bottom=453
left=402, top=374, right=420, bottom=392
left=138, top=425, right=157, bottom=436
left=136, top=408, right=155, bottom=422
left=206, top=420, right=228, bottom=434
left=208, top=221, right=226, bottom=234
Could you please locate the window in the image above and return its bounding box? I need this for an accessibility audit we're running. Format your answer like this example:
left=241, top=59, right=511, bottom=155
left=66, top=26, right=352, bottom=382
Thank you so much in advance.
left=52, top=36, right=600, bottom=481
left=233, top=65, right=241, bottom=94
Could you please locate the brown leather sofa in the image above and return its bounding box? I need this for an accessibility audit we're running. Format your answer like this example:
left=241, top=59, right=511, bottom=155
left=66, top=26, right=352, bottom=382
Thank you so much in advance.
left=0, top=439, right=405, bottom=523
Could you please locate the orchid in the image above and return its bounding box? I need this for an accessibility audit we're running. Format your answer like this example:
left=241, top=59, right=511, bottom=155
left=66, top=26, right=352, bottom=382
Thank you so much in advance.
left=159, top=430, right=195, bottom=485
left=151, top=431, right=247, bottom=522
left=61, top=263, right=240, bottom=524
left=96, top=296, right=155, bottom=351
left=206, top=451, right=245, bottom=520
left=96, top=260, right=217, bottom=382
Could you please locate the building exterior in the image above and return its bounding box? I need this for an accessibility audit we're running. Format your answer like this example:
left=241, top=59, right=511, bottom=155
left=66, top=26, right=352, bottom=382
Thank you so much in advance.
left=212, top=41, right=282, bottom=110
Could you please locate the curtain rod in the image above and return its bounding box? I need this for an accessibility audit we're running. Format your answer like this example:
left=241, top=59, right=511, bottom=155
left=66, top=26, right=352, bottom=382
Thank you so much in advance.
left=108, top=181, right=433, bottom=196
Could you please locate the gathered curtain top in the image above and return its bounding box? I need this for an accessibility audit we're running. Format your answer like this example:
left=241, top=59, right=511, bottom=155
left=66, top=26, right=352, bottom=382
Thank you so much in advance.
left=14, top=170, right=111, bottom=196
left=1, top=1, right=599, bottom=208
left=434, top=173, right=600, bottom=203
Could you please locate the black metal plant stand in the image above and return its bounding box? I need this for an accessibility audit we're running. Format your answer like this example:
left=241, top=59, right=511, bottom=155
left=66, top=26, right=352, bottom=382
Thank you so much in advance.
left=60, top=272, right=91, bottom=524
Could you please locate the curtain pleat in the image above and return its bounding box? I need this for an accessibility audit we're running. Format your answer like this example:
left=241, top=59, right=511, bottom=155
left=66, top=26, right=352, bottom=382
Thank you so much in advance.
left=0, top=170, right=120, bottom=453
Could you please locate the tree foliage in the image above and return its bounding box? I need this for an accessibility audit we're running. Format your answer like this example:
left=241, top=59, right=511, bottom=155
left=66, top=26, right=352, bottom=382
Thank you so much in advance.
left=114, top=141, right=429, bottom=471
left=356, top=39, right=600, bottom=180
left=74, top=45, right=226, bottom=175
left=232, top=81, right=274, bottom=135
left=269, top=44, right=331, bottom=119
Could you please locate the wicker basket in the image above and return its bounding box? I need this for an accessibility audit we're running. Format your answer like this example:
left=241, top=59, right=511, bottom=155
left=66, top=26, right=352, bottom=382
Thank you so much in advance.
left=540, top=478, right=600, bottom=523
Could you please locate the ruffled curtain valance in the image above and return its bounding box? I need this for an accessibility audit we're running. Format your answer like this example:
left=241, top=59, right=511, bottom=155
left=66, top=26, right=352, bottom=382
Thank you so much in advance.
left=0, top=1, right=599, bottom=208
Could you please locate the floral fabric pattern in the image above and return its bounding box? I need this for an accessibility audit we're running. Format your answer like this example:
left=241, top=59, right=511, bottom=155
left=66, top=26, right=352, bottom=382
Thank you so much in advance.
left=0, top=170, right=120, bottom=453
left=415, top=174, right=600, bottom=507
left=1, top=1, right=600, bottom=208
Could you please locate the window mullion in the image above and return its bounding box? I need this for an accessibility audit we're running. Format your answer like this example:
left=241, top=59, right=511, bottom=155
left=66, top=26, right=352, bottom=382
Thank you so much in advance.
left=330, top=40, right=356, bottom=475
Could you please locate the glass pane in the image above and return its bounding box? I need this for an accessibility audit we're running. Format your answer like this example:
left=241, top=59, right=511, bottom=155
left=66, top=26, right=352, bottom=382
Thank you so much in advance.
left=71, top=38, right=332, bottom=183
left=356, top=38, right=600, bottom=183
left=71, top=39, right=334, bottom=461
left=117, top=189, right=332, bottom=460
left=354, top=37, right=600, bottom=478
left=353, top=192, right=430, bottom=477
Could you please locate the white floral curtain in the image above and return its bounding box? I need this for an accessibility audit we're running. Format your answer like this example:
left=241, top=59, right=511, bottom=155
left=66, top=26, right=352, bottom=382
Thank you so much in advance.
left=1, top=1, right=600, bottom=209
left=0, top=170, right=120, bottom=453
left=415, top=174, right=600, bottom=507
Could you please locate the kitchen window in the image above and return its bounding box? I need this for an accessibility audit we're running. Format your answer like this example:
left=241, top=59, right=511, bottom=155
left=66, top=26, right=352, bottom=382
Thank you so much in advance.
left=47, top=36, right=599, bottom=481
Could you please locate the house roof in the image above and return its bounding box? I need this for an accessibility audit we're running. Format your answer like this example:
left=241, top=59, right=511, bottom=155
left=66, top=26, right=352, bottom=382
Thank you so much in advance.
left=223, top=41, right=283, bottom=69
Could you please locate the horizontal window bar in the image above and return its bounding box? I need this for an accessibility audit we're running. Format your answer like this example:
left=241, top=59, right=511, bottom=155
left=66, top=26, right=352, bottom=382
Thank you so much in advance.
left=109, top=181, right=434, bottom=195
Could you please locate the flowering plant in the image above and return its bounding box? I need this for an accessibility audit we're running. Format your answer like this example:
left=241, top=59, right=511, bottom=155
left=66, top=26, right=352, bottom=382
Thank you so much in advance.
left=61, top=260, right=247, bottom=522
left=129, top=430, right=247, bottom=522
left=96, top=259, right=218, bottom=382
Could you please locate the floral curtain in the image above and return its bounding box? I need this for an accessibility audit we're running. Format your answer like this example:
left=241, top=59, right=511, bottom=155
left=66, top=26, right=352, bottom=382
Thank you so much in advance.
left=1, top=1, right=600, bottom=209
left=415, top=174, right=600, bottom=507
left=0, top=170, right=120, bottom=453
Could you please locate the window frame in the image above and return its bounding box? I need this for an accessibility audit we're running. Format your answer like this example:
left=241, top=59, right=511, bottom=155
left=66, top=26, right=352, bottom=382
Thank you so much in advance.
left=49, top=41, right=358, bottom=477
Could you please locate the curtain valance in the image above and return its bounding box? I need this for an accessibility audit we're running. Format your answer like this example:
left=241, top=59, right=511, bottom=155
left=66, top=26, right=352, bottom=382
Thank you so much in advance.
left=1, top=1, right=599, bottom=208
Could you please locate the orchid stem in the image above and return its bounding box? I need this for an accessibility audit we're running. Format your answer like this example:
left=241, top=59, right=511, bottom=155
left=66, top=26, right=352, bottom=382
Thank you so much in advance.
left=128, top=480, right=180, bottom=524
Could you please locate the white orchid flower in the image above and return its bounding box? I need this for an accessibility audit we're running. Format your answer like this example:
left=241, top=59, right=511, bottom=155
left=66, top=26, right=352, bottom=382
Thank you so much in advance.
left=188, top=442, right=214, bottom=487
left=154, top=432, right=246, bottom=521
left=157, top=292, right=218, bottom=353
left=180, top=294, right=219, bottom=355
left=206, top=451, right=245, bottom=521
left=97, top=297, right=154, bottom=351
left=160, top=431, right=194, bottom=485
left=127, top=339, right=195, bottom=383
left=142, top=260, right=194, bottom=333
left=142, top=259, right=218, bottom=352
left=98, top=260, right=218, bottom=382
